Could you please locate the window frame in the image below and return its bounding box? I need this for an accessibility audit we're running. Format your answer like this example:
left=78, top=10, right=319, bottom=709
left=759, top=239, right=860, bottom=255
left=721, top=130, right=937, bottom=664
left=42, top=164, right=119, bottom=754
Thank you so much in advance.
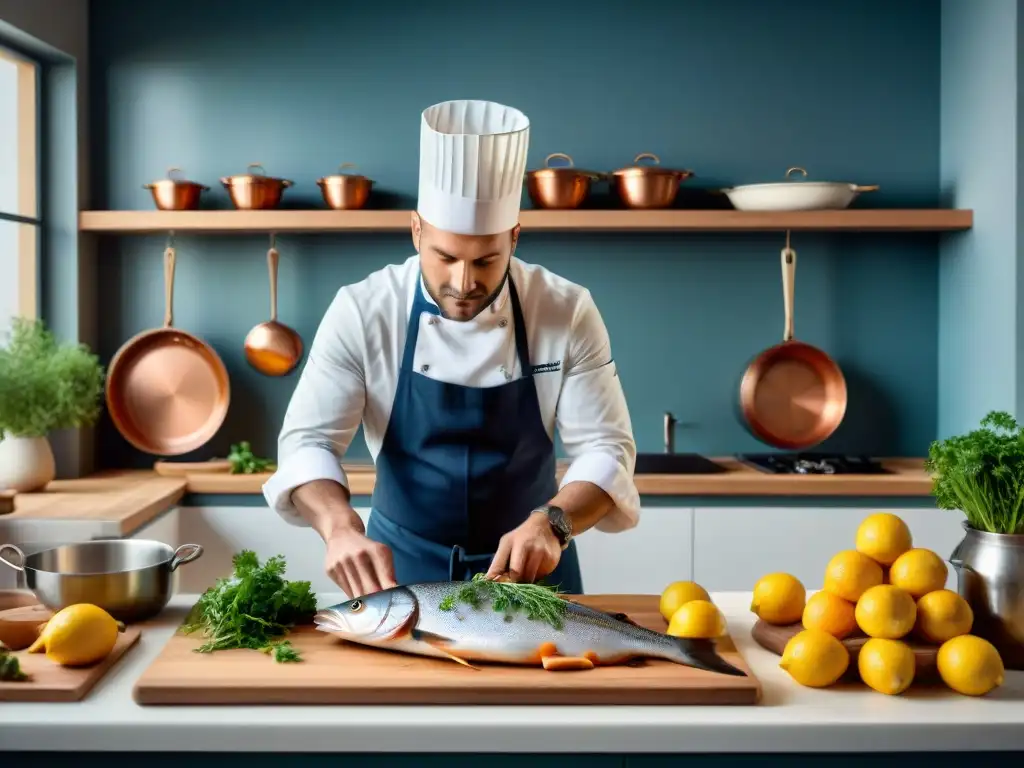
left=0, top=42, right=40, bottom=323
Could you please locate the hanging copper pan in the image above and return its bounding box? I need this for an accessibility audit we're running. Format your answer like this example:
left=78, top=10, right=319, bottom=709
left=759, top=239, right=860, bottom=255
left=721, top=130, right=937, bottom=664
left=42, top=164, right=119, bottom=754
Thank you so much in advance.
left=105, top=243, right=231, bottom=456
left=739, top=232, right=847, bottom=449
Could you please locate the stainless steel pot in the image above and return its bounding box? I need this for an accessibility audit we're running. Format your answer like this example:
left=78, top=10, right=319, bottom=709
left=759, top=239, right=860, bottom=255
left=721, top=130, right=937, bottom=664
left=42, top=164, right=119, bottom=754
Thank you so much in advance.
left=0, top=539, right=203, bottom=624
left=950, top=521, right=1024, bottom=669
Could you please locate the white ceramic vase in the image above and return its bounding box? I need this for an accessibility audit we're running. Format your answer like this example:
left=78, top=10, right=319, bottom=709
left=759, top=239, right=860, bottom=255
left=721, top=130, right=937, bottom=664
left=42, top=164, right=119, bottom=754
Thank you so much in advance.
left=0, top=435, right=56, bottom=492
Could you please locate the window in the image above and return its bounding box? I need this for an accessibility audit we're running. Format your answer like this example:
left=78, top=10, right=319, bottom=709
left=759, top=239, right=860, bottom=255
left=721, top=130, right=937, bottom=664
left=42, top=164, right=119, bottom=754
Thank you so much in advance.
left=0, top=44, right=39, bottom=342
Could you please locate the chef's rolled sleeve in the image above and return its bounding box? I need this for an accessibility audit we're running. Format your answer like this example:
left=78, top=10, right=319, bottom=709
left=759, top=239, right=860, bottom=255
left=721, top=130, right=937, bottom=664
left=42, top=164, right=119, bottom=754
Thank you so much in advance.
left=262, top=288, right=367, bottom=525
left=555, top=292, right=640, bottom=533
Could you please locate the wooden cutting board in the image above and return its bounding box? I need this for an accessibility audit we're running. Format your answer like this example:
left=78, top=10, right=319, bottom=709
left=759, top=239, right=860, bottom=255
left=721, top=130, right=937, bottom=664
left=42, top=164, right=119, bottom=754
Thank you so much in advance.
left=0, top=624, right=142, bottom=702
left=134, top=595, right=761, bottom=706
left=751, top=620, right=940, bottom=678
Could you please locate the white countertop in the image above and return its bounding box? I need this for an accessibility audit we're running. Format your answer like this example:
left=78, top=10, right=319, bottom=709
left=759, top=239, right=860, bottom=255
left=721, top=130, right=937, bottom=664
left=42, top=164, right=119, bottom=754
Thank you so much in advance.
left=1, top=591, right=1022, bottom=754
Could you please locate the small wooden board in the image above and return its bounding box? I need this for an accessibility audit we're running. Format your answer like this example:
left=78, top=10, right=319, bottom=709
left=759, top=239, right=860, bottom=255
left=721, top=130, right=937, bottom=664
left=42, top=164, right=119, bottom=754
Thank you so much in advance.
left=0, top=626, right=142, bottom=702
left=134, top=595, right=762, bottom=706
left=154, top=459, right=232, bottom=476
left=751, top=620, right=940, bottom=678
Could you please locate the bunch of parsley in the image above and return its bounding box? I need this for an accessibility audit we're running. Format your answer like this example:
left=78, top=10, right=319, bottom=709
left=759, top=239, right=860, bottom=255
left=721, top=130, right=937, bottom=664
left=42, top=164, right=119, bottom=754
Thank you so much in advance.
left=181, top=550, right=317, bottom=662
left=926, top=410, right=1024, bottom=534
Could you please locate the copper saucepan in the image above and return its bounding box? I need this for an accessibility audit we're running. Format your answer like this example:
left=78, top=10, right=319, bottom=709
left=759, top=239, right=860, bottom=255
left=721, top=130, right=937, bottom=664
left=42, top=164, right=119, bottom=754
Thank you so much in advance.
left=317, top=163, right=374, bottom=209
left=221, top=163, right=293, bottom=210
left=143, top=167, right=209, bottom=211
left=105, top=244, right=231, bottom=456
left=738, top=232, right=847, bottom=449
left=524, top=153, right=604, bottom=209
left=608, top=153, right=694, bottom=209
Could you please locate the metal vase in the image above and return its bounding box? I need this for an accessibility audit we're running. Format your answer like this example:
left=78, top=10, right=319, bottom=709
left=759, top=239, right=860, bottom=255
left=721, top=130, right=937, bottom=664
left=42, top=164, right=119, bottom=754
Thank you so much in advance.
left=950, top=520, right=1024, bottom=669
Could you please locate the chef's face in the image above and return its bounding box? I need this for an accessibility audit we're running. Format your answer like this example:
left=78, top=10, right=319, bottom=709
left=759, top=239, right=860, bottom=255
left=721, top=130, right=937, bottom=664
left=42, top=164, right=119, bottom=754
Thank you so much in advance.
left=412, top=213, right=518, bottom=321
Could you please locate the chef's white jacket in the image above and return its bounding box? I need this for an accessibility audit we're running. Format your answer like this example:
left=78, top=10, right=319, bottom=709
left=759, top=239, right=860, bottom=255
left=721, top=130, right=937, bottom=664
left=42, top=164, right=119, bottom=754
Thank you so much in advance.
left=262, top=254, right=641, bottom=533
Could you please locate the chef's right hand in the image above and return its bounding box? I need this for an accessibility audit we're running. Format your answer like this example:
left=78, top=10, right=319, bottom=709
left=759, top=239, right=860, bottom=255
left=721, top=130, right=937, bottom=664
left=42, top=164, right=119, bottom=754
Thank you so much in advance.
left=324, top=528, right=397, bottom=598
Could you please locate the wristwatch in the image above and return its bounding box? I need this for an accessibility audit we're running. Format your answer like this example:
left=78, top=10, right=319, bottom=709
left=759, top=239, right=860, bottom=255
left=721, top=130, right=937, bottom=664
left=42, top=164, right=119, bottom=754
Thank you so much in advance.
left=535, top=504, right=572, bottom=550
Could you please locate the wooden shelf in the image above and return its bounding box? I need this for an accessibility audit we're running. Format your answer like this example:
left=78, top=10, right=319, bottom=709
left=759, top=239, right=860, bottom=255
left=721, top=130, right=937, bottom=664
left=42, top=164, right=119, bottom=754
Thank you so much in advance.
left=78, top=208, right=973, bottom=234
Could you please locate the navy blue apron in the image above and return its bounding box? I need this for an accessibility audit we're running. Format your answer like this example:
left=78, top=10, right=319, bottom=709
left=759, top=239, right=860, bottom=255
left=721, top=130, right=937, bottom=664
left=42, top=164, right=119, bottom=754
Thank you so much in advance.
left=366, top=272, right=584, bottom=594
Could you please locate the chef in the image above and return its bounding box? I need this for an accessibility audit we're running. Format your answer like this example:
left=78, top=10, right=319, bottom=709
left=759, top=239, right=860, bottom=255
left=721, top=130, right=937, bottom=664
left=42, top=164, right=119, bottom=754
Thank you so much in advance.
left=262, top=99, right=640, bottom=599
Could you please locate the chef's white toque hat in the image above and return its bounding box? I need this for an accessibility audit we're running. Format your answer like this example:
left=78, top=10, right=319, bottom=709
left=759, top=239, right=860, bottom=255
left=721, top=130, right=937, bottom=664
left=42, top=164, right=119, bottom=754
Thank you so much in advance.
left=416, top=99, right=530, bottom=236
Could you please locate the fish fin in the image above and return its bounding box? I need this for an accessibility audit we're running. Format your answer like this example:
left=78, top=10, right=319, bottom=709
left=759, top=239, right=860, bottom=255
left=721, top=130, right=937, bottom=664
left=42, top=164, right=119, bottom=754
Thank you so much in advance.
left=542, top=655, right=595, bottom=671
left=411, top=628, right=479, bottom=670
left=670, top=637, right=747, bottom=677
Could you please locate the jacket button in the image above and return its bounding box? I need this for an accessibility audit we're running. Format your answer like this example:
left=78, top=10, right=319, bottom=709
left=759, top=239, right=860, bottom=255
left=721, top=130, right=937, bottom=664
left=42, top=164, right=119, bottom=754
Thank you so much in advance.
left=421, top=364, right=430, bottom=373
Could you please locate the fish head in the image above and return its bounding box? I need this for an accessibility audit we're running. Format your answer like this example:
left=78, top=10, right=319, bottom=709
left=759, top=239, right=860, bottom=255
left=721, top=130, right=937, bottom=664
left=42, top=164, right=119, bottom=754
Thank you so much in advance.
left=314, top=586, right=418, bottom=643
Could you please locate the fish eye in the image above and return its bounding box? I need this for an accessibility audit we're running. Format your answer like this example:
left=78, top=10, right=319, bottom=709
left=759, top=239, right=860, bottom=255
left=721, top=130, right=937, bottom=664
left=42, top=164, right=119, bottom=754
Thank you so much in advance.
left=348, top=600, right=363, bottom=612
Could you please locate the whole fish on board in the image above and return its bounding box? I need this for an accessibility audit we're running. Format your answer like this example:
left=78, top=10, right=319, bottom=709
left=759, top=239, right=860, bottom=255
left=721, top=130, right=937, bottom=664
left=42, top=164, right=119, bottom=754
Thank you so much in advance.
left=314, top=580, right=746, bottom=676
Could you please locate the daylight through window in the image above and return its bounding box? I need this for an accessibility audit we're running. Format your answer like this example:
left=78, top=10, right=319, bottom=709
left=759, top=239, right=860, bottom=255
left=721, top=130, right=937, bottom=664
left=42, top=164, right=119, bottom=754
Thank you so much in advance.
left=0, top=44, right=40, bottom=342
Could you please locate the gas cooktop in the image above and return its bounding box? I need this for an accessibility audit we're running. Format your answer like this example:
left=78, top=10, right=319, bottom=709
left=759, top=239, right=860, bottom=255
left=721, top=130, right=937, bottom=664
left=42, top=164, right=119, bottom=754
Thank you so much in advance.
left=735, top=453, right=890, bottom=475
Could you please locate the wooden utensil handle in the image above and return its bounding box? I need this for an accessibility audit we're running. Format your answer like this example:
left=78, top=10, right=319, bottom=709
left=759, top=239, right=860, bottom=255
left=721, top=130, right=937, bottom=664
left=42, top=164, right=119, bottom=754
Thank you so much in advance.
left=163, top=246, right=176, bottom=329
left=781, top=242, right=796, bottom=342
left=267, top=246, right=279, bottom=322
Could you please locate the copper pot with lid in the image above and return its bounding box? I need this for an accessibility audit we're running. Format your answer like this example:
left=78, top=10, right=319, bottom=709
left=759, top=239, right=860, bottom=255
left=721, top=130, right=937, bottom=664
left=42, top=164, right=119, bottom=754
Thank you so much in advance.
left=609, top=153, right=694, bottom=209
left=221, top=163, right=293, bottom=210
left=525, top=153, right=604, bottom=210
left=144, top=167, right=209, bottom=211
left=317, top=163, right=374, bottom=210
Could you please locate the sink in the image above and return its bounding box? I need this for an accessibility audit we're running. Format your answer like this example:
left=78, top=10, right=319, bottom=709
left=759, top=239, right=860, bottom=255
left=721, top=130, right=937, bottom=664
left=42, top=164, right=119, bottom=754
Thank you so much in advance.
left=634, top=453, right=727, bottom=475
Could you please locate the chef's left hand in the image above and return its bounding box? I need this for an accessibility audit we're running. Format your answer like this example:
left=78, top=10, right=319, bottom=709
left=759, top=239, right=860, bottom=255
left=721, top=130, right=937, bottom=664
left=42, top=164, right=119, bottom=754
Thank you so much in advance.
left=485, top=511, right=561, bottom=584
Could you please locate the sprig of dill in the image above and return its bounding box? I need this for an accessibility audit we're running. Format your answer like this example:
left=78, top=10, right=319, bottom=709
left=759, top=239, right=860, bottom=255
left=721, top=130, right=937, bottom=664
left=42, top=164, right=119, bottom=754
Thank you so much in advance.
left=439, top=573, right=568, bottom=629
left=926, top=410, right=1024, bottom=534
left=180, top=550, right=317, bottom=662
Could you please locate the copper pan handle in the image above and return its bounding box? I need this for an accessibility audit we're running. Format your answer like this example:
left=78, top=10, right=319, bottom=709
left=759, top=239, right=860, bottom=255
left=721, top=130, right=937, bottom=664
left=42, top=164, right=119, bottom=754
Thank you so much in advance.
left=781, top=232, right=795, bottom=342
left=163, top=245, right=176, bottom=329
left=267, top=243, right=279, bottom=323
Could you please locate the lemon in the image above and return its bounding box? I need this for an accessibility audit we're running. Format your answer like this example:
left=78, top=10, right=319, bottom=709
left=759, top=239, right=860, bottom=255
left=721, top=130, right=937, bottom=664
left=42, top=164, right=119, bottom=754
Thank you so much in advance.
left=27, top=603, right=124, bottom=666
left=660, top=581, right=711, bottom=622
left=667, top=599, right=726, bottom=638
left=750, top=573, right=806, bottom=625
left=823, top=550, right=884, bottom=602
left=855, top=512, right=913, bottom=566
left=855, top=584, right=917, bottom=639
left=937, top=634, right=1004, bottom=696
left=779, top=629, right=850, bottom=687
left=888, top=548, right=949, bottom=599
left=914, top=589, right=973, bottom=644
left=802, top=590, right=857, bottom=640
left=858, top=638, right=916, bottom=695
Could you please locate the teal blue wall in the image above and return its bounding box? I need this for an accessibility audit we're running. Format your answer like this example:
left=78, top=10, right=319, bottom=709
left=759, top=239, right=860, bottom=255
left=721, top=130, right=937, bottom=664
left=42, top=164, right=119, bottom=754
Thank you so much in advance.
left=88, top=0, right=942, bottom=469
left=938, top=0, right=1021, bottom=439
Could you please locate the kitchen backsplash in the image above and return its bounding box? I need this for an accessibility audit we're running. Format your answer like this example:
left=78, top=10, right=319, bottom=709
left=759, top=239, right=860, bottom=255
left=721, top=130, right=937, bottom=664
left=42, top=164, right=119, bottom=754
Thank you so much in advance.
left=89, top=0, right=941, bottom=468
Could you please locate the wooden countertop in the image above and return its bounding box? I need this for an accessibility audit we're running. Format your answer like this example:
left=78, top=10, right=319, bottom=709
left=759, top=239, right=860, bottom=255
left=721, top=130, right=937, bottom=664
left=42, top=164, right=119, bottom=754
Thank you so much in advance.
left=0, top=471, right=186, bottom=536
left=185, top=457, right=934, bottom=497
left=0, top=459, right=934, bottom=540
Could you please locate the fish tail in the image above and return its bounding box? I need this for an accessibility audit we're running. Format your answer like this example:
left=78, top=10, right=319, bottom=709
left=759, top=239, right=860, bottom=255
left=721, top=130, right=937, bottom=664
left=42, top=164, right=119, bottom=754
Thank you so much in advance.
left=666, top=637, right=747, bottom=677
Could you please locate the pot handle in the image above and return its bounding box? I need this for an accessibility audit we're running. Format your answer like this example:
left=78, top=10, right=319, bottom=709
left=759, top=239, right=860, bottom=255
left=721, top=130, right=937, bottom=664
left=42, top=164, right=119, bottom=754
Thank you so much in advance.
left=785, top=167, right=808, bottom=180
left=853, top=185, right=880, bottom=193
left=781, top=231, right=796, bottom=343
left=634, top=152, right=661, bottom=166
left=544, top=153, right=575, bottom=168
left=0, top=544, right=25, bottom=572
left=169, top=543, right=204, bottom=571
left=948, top=538, right=975, bottom=574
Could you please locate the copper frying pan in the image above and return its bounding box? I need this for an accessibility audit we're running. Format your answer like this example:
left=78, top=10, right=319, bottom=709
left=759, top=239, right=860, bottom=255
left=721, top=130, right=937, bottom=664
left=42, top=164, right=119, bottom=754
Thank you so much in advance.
left=739, top=232, right=847, bottom=449
left=105, top=244, right=231, bottom=456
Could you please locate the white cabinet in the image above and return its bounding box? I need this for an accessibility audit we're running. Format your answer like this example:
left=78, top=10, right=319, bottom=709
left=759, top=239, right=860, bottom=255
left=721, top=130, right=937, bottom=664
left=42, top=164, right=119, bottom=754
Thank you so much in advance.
left=574, top=507, right=693, bottom=594
left=692, top=505, right=967, bottom=592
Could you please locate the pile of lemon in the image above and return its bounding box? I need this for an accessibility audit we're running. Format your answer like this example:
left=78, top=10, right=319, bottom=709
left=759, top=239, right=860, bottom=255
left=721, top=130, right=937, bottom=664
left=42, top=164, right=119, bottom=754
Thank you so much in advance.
left=751, top=512, right=1004, bottom=697
left=659, top=581, right=726, bottom=639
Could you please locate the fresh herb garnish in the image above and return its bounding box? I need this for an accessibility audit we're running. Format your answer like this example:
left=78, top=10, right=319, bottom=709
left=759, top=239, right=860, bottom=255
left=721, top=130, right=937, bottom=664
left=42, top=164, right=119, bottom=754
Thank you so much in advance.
left=262, top=640, right=302, bottom=663
left=0, top=641, right=28, bottom=681
left=228, top=441, right=276, bottom=474
left=926, top=410, right=1024, bottom=534
left=181, top=550, right=317, bottom=661
left=439, top=573, right=568, bottom=629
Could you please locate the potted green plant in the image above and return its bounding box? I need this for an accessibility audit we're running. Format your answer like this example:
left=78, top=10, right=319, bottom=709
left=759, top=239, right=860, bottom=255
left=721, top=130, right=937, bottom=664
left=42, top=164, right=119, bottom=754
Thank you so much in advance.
left=0, top=317, right=105, bottom=492
left=926, top=410, right=1024, bottom=668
